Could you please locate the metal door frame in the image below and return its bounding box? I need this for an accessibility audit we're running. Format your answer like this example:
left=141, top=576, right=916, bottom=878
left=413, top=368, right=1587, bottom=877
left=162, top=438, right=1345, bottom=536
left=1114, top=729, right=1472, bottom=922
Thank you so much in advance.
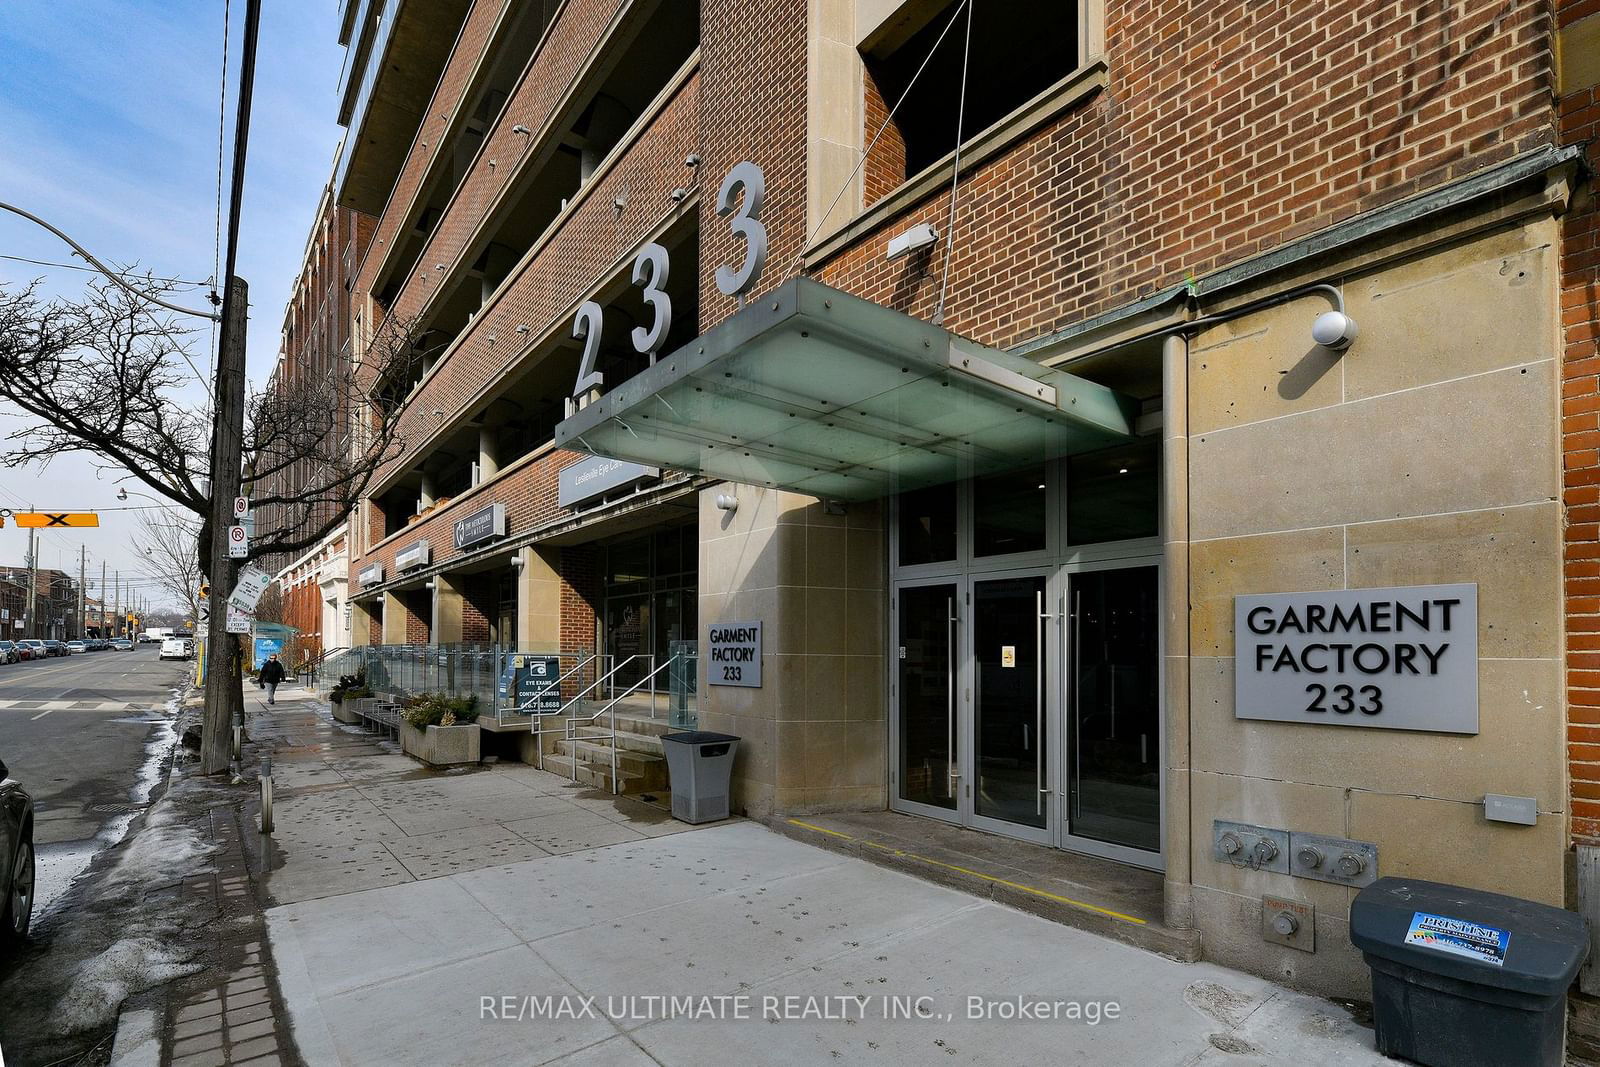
left=889, top=574, right=965, bottom=826
left=1056, top=554, right=1165, bottom=870
left=965, top=565, right=1058, bottom=846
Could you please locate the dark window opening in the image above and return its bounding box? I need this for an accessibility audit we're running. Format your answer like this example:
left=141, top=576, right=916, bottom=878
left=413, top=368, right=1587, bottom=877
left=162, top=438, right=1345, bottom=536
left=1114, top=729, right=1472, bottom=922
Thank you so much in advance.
left=862, top=0, right=1077, bottom=181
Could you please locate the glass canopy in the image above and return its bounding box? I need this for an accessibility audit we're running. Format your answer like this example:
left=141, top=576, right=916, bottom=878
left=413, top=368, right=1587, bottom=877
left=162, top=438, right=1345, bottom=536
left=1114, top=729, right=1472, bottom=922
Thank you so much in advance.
left=554, top=278, right=1138, bottom=501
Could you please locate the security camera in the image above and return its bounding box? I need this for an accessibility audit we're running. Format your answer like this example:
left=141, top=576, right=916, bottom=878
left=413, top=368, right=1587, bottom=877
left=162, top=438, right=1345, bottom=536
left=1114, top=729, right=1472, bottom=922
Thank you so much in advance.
left=1311, top=310, right=1359, bottom=350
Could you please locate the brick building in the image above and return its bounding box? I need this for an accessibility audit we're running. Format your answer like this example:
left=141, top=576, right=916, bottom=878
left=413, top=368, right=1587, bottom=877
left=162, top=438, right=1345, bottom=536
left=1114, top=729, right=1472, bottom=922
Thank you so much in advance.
left=0, top=567, right=79, bottom=639
left=256, top=147, right=377, bottom=657
left=328, top=0, right=1599, bottom=1000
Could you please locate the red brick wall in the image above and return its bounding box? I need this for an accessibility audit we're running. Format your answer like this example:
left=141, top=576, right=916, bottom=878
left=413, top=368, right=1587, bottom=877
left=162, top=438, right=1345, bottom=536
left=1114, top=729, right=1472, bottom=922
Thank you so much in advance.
left=820, top=0, right=1558, bottom=344
left=1560, top=1, right=1600, bottom=843
left=356, top=0, right=515, bottom=300
left=402, top=589, right=431, bottom=644
left=368, top=71, right=702, bottom=492
left=461, top=573, right=494, bottom=644
left=559, top=545, right=598, bottom=658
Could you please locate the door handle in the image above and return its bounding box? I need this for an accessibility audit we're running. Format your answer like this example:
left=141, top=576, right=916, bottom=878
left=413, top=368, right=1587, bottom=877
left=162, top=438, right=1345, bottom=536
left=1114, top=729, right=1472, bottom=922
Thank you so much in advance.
left=1035, top=589, right=1044, bottom=816
left=947, top=596, right=958, bottom=798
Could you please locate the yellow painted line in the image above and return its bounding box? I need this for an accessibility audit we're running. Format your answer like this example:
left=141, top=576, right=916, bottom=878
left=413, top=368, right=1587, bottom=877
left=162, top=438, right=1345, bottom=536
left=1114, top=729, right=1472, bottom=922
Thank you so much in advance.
left=785, top=819, right=1147, bottom=926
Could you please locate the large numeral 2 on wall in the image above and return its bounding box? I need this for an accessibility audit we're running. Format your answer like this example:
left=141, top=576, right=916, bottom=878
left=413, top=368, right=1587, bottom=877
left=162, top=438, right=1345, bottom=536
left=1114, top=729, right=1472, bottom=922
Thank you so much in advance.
left=573, top=300, right=604, bottom=395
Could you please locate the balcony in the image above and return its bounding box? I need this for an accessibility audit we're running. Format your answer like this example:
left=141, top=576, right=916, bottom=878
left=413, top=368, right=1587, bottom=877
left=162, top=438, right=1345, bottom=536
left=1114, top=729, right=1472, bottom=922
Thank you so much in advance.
left=336, top=0, right=472, bottom=217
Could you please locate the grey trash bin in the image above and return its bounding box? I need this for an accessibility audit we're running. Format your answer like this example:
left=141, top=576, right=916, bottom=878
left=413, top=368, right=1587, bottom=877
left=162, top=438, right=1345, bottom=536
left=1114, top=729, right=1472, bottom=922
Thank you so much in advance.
left=661, top=731, right=739, bottom=824
left=1349, top=877, right=1589, bottom=1067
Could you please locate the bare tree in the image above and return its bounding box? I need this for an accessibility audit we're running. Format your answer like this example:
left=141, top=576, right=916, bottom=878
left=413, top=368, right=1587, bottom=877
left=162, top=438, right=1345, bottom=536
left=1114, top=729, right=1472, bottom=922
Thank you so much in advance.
left=134, top=511, right=204, bottom=624
left=0, top=274, right=419, bottom=769
left=0, top=277, right=418, bottom=575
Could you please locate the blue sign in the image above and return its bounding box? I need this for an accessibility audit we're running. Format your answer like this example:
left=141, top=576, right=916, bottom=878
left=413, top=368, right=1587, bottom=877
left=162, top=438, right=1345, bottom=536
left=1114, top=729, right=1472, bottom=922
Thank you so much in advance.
left=1403, top=911, right=1509, bottom=967
left=252, top=637, right=285, bottom=671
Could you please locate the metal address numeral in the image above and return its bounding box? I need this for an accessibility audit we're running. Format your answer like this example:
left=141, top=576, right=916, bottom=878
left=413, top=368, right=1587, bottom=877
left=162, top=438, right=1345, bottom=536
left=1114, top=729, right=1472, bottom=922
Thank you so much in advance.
left=715, top=161, right=767, bottom=300
left=571, top=161, right=766, bottom=399
left=630, top=242, right=672, bottom=359
left=572, top=300, right=604, bottom=395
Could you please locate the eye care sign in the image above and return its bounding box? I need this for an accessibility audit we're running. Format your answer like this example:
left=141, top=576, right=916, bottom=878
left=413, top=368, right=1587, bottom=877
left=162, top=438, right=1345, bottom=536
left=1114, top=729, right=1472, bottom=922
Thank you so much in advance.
left=1233, top=583, right=1477, bottom=734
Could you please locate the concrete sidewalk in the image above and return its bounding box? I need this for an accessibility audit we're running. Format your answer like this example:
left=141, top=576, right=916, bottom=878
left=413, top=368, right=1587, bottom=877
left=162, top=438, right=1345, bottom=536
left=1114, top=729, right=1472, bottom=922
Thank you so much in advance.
left=256, top=688, right=1390, bottom=1066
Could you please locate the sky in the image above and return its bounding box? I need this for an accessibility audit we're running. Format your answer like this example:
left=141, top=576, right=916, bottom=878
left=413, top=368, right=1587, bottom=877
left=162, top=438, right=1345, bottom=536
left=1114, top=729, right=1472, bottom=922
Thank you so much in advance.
left=0, top=2, right=347, bottom=609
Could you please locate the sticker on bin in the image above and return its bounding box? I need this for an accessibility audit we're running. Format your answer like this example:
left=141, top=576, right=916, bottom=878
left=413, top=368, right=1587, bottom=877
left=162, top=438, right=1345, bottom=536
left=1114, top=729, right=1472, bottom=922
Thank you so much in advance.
left=1402, top=911, right=1509, bottom=966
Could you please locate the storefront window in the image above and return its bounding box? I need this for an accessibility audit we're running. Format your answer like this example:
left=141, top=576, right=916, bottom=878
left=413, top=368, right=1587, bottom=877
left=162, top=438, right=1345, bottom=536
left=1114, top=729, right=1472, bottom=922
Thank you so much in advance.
left=974, top=465, right=1047, bottom=557
left=898, top=482, right=957, bottom=566
left=1067, top=440, right=1159, bottom=546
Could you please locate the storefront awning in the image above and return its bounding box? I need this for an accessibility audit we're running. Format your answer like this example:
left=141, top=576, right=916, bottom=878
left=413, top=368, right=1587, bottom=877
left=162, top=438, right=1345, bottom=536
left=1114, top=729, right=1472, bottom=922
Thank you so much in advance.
left=554, top=278, right=1138, bottom=500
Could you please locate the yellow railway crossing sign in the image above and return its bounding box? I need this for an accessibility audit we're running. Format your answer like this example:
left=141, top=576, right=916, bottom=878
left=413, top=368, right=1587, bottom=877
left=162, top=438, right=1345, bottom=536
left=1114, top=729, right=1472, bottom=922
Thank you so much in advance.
left=6, top=512, right=101, bottom=528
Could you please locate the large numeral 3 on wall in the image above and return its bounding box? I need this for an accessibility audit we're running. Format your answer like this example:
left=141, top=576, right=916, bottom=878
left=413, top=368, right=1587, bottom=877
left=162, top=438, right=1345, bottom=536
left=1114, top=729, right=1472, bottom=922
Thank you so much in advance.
left=715, top=161, right=767, bottom=299
left=631, top=242, right=672, bottom=358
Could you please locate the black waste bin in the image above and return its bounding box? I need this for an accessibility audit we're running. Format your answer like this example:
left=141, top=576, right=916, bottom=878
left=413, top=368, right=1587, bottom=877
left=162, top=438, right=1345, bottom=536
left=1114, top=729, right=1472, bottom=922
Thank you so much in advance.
left=1349, top=877, right=1589, bottom=1067
left=661, top=731, right=739, bottom=824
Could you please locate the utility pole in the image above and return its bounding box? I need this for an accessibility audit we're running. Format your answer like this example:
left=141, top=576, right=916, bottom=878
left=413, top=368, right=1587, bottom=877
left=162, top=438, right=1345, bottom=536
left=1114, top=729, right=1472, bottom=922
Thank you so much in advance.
left=114, top=570, right=120, bottom=640
left=77, top=545, right=85, bottom=641
left=25, top=528, right=36, bottom=640
left=99, top=560, right=106, bottom=637
left=201, top=0, right=261, bottom=777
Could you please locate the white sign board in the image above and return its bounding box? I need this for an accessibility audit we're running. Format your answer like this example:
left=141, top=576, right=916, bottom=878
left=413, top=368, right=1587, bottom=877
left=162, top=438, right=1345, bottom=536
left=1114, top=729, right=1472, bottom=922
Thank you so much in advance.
left=228, top=566, right=271, bottom=612
left=1234, top=583, right=1477, bottom=734
left=232, top=496, right=250, bottom=519
left=227, top=524, right=249, bottom=559
left=707, top=620, right=761, bottom=687
left=226, top=603, right=253, bottom=634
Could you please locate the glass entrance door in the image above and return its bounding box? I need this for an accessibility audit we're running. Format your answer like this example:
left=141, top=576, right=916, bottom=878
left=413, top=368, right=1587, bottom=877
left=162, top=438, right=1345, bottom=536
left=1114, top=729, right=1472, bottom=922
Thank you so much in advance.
left=896, top=583, right=957, bottom=813
left=970, top=575, right=1049, bottom=839
left=1064, top=566, right=1161, bottom=858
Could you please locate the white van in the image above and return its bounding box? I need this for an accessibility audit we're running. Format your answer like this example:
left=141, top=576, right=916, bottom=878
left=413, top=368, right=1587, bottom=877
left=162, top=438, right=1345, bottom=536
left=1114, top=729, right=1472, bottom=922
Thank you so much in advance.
left=158, top=638, right=190, bottom=661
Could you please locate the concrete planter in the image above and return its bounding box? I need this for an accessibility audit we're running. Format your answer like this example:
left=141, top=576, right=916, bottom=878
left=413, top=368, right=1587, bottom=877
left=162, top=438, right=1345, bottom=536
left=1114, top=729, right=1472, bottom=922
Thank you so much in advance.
left=331, top=696, right=363, bottom=724
left=400, top=721, right=480, bottom=767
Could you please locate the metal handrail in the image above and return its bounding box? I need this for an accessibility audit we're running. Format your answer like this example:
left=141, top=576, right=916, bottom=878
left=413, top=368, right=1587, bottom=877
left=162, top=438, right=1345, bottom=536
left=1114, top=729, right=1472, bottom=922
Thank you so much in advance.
left=564, top=654, right=683, bottom=794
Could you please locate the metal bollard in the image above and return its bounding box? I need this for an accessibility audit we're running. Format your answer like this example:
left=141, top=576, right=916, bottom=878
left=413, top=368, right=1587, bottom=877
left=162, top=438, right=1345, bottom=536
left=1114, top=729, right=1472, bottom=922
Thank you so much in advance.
left=260, top=754, right=274, bottom=834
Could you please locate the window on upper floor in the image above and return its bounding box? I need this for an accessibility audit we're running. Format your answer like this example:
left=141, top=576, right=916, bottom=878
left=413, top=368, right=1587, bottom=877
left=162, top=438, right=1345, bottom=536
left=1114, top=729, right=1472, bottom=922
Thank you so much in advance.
left=860, top=0, right=1080, bottom=193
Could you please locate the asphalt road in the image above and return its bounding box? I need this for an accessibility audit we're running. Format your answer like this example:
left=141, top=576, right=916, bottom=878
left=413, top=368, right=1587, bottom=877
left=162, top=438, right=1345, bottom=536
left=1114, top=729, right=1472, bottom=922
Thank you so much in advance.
left=0, top=647, right=189, bottom=849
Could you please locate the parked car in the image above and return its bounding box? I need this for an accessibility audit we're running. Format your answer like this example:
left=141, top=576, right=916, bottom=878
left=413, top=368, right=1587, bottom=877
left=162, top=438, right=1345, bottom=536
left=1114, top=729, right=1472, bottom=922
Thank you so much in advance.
left=0, top=756, right=33, bottom=948
left=0, top=642, right=16, bottom=665
left=17, top=640, right=44, bottom=661
left=158, top=638, right=190, bottom=661
left=65, top=641, right=86, bottom=654
left=41, top=640, right=65, bottom=657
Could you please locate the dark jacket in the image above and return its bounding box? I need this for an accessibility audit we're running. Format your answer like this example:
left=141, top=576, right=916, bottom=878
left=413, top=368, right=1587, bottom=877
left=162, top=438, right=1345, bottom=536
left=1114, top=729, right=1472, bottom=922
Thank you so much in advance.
left=259, top=659, right=286, bottom=685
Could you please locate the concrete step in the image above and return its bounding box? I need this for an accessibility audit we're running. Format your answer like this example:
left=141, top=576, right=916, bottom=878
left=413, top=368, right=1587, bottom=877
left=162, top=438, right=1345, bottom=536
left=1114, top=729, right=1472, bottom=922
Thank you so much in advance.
left=540, top=752, right=641, bottom=793
left=559, top=738, right=667, bottom=781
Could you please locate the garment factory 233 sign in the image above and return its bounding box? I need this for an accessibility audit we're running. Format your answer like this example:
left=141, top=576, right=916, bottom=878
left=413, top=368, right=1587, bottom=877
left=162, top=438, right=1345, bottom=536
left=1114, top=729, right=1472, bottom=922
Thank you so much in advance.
left=1233, top=583, right=1478, bottom=734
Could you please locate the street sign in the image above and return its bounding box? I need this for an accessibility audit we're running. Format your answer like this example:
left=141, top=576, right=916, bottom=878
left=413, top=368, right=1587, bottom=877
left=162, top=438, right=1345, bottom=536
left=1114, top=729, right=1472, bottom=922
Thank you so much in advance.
left=227, top=524, right=249, bottom=559
left=226, top=603, right=253, bottom=634
left=232, top=496, right=250, bottom=519
left=13, top=512, right=99, bottom=528
left=228, top=566, right=271, bottom=612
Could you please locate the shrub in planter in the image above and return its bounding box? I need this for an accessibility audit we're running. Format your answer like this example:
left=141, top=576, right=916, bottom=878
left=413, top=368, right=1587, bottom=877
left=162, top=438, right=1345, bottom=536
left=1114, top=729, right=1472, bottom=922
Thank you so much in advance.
left=329, top=671, right=368, bottom=704
left=401, top=693, right=480, bottom=729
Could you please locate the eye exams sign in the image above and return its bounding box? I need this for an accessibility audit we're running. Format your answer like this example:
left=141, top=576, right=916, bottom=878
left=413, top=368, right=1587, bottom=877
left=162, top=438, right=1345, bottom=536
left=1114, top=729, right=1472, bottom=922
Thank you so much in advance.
left=1234, top=583, right=1477, bottom=734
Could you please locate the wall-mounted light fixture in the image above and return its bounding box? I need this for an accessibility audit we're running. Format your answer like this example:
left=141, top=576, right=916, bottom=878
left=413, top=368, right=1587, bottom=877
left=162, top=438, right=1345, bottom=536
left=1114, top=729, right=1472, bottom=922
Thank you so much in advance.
left=887, top=222, right=939, bottom=261
left=715, top=493, right=738, bottom=512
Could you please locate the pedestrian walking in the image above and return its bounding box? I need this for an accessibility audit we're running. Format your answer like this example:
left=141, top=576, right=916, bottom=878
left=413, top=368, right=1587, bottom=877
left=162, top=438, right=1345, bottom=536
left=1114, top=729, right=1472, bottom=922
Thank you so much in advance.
left=259, top=653, right=286, bottom=705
